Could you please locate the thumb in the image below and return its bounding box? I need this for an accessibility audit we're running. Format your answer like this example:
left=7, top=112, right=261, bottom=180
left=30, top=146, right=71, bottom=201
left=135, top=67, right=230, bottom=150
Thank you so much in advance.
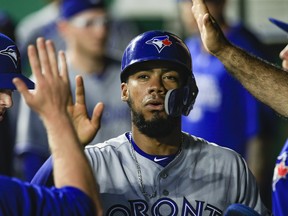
left=91, top=102, right=104, bottom=131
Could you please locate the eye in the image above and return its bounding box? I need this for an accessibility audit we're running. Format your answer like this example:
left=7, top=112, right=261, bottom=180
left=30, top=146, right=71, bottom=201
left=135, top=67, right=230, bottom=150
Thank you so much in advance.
left=163, top=74, right=179, bottom=82
left=84, top=19, right=94, bottom=28
left=137, top=73, right=149, bottom=80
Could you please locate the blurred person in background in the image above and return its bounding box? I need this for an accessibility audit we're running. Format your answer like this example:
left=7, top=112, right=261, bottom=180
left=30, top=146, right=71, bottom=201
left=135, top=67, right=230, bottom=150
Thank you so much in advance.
left=15, top=0, right=139, bottom=72
left=15, top=0, right=63, bottom=75
left=12, top=0, right=63, bottom=179
left=177, top=0, right=277, bottom=208
left=15, top=0, right=131, bottom=181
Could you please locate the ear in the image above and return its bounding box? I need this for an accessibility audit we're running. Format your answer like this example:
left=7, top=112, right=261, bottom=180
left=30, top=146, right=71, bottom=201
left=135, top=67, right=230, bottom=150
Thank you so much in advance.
left=121, top=83, right=129, bottom=101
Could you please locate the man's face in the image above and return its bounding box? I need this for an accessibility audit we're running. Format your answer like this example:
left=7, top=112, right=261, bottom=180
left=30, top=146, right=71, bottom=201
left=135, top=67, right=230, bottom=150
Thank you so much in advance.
left=0, top=90, right=12, bottom=122
left=121, top=68, right=183, bottom=137
left=62, top=8, right=109, bottom=57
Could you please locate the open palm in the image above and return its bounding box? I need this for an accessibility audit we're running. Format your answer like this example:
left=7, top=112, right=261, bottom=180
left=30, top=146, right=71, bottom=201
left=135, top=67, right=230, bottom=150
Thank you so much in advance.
left=67, top=75, right=104, bottom=147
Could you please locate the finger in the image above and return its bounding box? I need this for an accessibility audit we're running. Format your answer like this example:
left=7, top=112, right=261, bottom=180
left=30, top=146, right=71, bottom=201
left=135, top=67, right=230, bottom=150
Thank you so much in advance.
left=203, top=13, right=214, bottom=30
left=12, top=78, right=32, bottom=103
left=28, top=44, right=43, bottom=82
left=46, top=40, right=59, bottom=77
left=191, top=0, right=209, bottom=33
left=279, top=45, right=288, bottom=60
left=282, top=60, right=288, bottom=71
left=191, top=0, right=209, bottom=20
left=67, top=72, right=75, bottom=110
left=59, top=51, right=72, bottom=107
left=59, top=51, right=69, bottom=84
left=36, top=37, right=52, bottom=77
left=90, top=102, right=104, bottom=131
left=75, top=75, right=86, bottom=105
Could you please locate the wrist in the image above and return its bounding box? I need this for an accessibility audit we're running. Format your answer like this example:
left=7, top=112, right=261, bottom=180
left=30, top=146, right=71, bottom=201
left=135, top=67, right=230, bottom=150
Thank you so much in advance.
left=213, top=41, right=233, bottom=61
left=42, top=112, right=73, bottom=138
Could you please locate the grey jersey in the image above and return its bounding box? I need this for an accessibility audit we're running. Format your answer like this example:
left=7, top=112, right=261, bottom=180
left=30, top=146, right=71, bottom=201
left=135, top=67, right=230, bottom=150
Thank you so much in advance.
left=85, top=132, right=269, bottom=216
left=15, top=58, right=131, bottom=156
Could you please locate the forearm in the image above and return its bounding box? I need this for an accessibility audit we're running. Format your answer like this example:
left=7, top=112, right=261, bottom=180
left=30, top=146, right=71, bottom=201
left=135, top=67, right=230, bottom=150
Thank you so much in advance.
left=217, top=44, right=288, bottom=117
left=42, top=113, right=102, bottom=214
left=191, top=0, right=288, bottom=117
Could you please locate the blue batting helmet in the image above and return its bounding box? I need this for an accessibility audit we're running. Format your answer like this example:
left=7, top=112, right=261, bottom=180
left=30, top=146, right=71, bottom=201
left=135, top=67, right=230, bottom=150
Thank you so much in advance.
left=0, top=33, right=34, bottom=90
left=121, top=30, right=198, bottom=117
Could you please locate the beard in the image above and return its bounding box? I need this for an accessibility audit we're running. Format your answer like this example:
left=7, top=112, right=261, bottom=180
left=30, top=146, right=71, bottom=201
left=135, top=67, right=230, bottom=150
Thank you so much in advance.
left=127, top=98, right=177, bottom=138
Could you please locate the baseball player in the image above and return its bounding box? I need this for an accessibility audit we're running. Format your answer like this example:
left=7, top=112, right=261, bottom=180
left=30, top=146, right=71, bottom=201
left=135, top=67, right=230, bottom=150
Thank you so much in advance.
left=0, top=33, right=102, bottom=215
left=268, top=18, right=288, bottom=216
left=32, top=29, right=270, bottom=215
left=191, top=0, right=288, bottom=215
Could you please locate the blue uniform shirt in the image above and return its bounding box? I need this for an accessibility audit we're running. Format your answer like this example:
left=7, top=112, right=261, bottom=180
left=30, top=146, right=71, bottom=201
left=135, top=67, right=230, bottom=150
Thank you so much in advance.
left=272, top=139, right=288, bottom=216
left=0, top=175, right=95, bottom=216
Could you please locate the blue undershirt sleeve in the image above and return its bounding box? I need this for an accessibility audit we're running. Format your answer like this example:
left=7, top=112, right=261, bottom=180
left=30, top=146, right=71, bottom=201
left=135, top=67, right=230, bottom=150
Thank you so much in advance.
left=0, top=176, right=95, bottom=216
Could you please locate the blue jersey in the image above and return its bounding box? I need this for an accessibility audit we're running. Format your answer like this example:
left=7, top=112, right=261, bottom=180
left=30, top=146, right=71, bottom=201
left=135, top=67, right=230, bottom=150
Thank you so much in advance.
left=272, top=139, right=288, bottom=216
left=0, top=175, right=95, bottom=216
left=182, top=24, right=267, bottom=157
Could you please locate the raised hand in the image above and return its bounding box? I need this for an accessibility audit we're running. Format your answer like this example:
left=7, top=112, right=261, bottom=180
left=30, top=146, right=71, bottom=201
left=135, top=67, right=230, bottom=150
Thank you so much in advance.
left=12, top=38, right=70, bottom=122
left=67, top=75, right=104, bottom=146
left=13, top=38, right=103, bottom=215
left=191, top=0, right=230, bottom=57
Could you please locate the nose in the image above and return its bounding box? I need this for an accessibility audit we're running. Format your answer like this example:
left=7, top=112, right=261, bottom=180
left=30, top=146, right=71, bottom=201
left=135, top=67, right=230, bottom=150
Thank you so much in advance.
left=0, top=91, right=13, bottom=109
left=148, top=76, right=165, bottom=95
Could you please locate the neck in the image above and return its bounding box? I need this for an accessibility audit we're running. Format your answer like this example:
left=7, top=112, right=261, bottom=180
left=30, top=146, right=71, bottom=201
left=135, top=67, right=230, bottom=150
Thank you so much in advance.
left=131, top=124, right=182, bottom=156
left=66, top=50, right=105, bottom=75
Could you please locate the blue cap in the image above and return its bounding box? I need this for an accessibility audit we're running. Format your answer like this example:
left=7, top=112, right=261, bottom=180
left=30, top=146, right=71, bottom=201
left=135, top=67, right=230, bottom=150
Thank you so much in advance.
left=60, top=0, right=105, bottom=19
left=269, top=18, right=288, bottom=33
left=0, top=33, right=34, bottom=90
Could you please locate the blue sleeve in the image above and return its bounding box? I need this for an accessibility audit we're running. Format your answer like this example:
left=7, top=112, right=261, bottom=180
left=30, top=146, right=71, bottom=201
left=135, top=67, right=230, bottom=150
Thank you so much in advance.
left=31, top=156, right=54, bottom=187
left=0, top=176, right=95, bottom=216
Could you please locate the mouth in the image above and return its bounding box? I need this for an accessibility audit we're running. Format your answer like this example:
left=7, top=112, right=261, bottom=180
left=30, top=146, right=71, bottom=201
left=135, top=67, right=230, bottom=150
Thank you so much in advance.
left=145, top=99, right=165, bottom=111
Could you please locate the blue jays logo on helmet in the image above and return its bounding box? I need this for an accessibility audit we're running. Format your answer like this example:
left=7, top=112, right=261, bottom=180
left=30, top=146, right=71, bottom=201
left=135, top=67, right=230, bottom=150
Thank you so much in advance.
left=145, top=35, right=172, bottom=53
left=273, top=150, right=288, bottom=191
left=0, top=45, right=18, bottom=68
